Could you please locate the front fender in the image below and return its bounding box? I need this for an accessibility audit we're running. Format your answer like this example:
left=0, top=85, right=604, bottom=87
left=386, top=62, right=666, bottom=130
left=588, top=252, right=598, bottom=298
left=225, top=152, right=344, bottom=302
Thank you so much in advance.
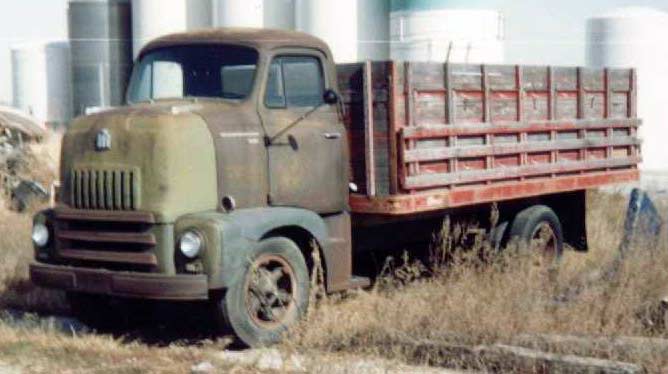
left=175, top=207, right=329, bottom=289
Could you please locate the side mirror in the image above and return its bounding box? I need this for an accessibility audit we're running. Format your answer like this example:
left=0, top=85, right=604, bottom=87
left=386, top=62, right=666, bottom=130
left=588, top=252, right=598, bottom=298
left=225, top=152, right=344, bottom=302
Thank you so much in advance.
left=323, top=89, right=339, bottom=105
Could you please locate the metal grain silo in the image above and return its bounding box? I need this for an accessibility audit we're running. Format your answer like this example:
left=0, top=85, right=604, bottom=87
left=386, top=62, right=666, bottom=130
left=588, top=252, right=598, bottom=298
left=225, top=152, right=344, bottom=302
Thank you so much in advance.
left=296, top=0, right=389, bottom=63
left=214, top=0, right=295, bottom=29
left=69, top=0, right=133, bottom=116
left=11, top=42, right=73, bottom=127
left=587, top=7, right=668, bottom=172
left=356, top=0, right=390, bottom=61
left=132, top=0, right=212, bottom=58
left=390, top=0, right=504, bottom=63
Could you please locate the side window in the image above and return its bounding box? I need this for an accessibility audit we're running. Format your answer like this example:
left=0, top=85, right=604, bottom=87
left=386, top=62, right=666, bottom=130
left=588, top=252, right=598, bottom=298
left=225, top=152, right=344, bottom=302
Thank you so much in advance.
left=264, top=56, right=324, bottom=108
left=265, top=60, right=286, bottom=108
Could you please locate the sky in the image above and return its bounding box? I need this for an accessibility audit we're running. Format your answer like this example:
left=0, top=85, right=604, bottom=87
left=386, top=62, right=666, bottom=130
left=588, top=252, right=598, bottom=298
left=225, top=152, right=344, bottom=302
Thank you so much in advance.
left=2, top=0, right=668, bottom=104
left=0, top=0, right=68, bottom=104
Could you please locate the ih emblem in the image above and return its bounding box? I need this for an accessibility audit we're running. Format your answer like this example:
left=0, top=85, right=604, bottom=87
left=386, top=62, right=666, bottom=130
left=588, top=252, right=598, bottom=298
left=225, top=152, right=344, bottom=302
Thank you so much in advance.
left=95, top=129, right=112, bottom=151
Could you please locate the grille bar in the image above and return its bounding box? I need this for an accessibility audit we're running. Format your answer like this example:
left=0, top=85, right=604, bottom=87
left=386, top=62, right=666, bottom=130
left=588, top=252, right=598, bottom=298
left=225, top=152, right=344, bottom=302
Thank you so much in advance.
left=57, top=230, right=157, bottom=246
left=54, top=208, right=154, bottom=223
left=71, top=168, right=139, bottom=210
left=59, top=249, right=159, bottom=267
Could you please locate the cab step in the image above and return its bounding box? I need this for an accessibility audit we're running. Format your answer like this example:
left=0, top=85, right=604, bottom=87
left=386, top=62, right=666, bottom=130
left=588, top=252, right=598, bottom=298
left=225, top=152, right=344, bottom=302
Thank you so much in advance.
left=347, top=275, right=371, bottom=289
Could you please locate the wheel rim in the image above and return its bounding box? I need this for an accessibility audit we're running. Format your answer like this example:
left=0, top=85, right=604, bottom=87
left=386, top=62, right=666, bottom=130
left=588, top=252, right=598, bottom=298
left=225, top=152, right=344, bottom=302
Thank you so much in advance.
left=244, top=254, right=297, bottom=329
left=530, top=222, right=557, bottom=255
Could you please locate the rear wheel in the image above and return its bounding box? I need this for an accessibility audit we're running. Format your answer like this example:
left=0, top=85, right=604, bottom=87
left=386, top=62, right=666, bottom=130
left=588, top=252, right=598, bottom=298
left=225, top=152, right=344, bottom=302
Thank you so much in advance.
left=509, top=205, right=564, bottom=261
left=214, top=237, right=310, bottom=347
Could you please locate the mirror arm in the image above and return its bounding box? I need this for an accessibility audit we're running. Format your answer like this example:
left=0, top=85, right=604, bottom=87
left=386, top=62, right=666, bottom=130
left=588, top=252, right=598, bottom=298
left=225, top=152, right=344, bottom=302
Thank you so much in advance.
left=265, top=103, right=324, bottom=146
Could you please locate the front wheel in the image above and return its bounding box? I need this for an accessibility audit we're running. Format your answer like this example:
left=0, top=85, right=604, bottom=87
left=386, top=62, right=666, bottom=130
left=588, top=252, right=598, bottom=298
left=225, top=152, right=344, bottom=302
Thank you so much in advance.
left=214, top=237, right=310, bottom=347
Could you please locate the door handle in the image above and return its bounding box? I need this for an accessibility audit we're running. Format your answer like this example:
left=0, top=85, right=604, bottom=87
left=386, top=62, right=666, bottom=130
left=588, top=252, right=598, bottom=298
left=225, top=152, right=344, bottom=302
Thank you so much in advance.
left=323, top=132, right=341, bottom=140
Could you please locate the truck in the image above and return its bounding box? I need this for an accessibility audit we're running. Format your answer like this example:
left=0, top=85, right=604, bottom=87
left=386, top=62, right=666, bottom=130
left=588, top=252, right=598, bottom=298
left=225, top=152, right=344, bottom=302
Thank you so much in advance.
left=29, top=28, right=640, bottom=347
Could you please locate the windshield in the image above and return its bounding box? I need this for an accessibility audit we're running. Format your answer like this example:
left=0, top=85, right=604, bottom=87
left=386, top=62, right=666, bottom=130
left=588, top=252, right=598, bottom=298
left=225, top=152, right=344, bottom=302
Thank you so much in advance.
left=126, top=45, right=259, bottom=103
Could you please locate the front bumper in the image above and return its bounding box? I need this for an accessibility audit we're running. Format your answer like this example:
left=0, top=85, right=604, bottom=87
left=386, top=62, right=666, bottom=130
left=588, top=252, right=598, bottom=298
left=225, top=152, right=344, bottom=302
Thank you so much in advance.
left=30, top=262, right=209, bottom=301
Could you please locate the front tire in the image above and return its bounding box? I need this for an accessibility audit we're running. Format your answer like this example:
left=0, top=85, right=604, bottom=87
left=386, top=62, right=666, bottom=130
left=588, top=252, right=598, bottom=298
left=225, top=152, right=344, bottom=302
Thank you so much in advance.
left=215, top=237, right=310, bottom=347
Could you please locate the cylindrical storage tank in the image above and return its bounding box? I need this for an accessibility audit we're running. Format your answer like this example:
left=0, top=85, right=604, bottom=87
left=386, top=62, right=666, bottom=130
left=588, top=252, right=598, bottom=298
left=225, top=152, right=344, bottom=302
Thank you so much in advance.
left=11, top=42, right=73, bottom=127
left=296, top=0, right=389, bottom=63
left=132, top=0, right=212, bottom=58
left=587, top=8, right=668, bottom=173
left=356, top=0, right=390, bottom=61
left=390, top=0, right=504, bottom=63
left=69, top=0, right=133, bottom=116
left=214, top=0, right=295, bottom=29
left=214, top=0, right=264, bottom=28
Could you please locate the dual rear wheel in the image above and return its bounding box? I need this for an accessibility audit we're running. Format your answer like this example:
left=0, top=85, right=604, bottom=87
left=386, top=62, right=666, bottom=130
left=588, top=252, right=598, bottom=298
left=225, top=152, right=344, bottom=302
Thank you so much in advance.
left=508, top=204, right=564, bottom=261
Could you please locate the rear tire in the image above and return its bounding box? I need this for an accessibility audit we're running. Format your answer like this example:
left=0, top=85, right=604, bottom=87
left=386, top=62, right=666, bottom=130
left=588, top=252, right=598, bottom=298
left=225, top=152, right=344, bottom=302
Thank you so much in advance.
left=213, top=237, right=310, bottom=347
left=509, top=205, right=564, bottom=259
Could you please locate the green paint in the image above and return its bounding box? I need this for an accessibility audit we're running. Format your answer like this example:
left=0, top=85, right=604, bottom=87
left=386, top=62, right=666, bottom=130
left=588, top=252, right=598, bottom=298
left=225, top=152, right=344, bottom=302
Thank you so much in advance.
left=61, top=105, right=219, bottom=224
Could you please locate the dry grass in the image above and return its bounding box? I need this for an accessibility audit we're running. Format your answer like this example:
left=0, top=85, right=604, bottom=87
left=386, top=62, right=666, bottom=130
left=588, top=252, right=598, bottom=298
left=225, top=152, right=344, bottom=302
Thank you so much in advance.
left=0, top=131, right=666, bottom=371
left=0, top=321, right=212, bottom=374
left=0, top=132, right=65, bottom=313
left=0, top=208, right=66, bottom=313
left=287, top=191, right=668, bottom=371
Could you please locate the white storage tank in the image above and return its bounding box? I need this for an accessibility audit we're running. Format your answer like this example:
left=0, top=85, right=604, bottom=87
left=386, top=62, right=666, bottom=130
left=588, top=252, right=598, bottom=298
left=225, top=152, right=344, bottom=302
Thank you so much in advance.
left=296, top=0, right=389, bottom=63
left=132, top=0, right=212, bottom=58
left=69, top=0, right=133, bottom=116
left=587, top=7, right=668, bottom=172
left=390, top=1, right=504, bottom=63
left=10, top=42, right=72, bottom=127
left=214, top=0, right=295, bottom=29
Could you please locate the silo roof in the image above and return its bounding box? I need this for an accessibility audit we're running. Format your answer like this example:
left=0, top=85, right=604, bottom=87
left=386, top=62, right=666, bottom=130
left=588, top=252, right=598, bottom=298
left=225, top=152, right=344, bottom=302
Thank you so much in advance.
left=391, top=0, right=499, bottom=12
left=593, top=6, right=668, bottom=19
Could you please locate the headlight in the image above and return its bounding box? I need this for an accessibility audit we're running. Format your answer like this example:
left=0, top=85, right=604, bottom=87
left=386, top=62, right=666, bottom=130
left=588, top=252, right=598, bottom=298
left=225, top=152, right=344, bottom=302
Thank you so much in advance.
left=179, top=231, right=203, bottom=259
left=32, top=223, right=49, bottom=247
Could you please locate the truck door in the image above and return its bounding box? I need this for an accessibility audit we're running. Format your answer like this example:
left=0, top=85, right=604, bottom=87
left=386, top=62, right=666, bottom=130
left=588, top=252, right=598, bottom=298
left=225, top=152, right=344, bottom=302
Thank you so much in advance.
left=259, top=52, right=347, bottom=214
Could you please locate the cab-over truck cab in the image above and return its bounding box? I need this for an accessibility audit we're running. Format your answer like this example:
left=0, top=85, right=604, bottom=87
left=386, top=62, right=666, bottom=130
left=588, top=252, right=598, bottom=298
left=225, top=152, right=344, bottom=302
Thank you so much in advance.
left=30, top=29, right=358, bottom=346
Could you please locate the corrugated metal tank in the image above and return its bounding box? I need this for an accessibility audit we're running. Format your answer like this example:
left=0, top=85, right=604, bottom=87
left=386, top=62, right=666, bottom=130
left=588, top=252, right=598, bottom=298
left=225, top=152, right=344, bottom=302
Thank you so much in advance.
left=587, top=7, right=668, bottom=172
left=132, top=0, right=212, bottom=58
left=69, top=0, right=133, bottom=116
left=296, top=0, right=389, bottom=63
left=390, top=0, right=504, bottom=63
left=214, top=0, right=295, bottom=29
left=11, top=42, right=73, bottom=126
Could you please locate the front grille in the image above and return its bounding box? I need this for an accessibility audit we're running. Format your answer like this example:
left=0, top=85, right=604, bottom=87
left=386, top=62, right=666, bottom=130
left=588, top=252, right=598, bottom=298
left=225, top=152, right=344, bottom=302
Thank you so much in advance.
left=53, top=208, right=157, bottom=272
left=70, top=168, right=140, bottom=210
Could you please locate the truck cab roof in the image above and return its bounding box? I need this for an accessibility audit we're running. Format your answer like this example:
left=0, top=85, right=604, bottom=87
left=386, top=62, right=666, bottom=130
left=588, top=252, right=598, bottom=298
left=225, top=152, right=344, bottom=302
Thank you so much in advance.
left=141, top=27, right=333, bottom=59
